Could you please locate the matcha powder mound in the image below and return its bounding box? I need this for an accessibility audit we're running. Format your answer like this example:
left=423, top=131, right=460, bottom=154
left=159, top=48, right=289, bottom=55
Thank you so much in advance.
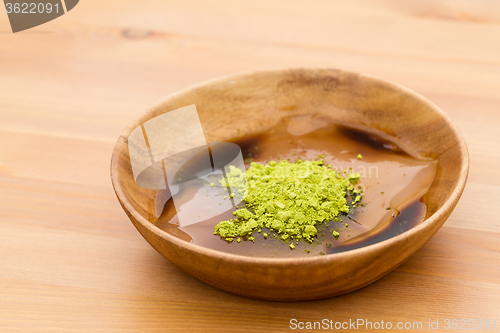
left=214, top=158, right=362, bottom=246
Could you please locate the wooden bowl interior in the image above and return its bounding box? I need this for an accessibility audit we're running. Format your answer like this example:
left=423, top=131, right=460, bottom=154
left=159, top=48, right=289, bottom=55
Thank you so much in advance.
left=113, top=69, right=466, bottom=227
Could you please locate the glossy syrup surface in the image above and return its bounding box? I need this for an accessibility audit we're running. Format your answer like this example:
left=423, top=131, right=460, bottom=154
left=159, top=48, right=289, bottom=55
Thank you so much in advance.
left=154, top=115, right=437, bottom=257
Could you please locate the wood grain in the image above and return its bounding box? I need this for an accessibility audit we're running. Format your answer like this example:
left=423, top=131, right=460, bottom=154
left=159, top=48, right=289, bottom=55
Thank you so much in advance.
left=110, top=67, right=469, bottom=301
left=0, top=0, right=499, bottom=330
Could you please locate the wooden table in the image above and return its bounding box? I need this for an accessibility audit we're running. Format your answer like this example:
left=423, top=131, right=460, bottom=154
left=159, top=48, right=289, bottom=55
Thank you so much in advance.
left=1, top=0, right=499, bottom=331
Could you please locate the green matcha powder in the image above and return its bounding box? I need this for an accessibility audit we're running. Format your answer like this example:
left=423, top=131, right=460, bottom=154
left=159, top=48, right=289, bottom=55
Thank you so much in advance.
left=214, top=157, right=362, bottom=248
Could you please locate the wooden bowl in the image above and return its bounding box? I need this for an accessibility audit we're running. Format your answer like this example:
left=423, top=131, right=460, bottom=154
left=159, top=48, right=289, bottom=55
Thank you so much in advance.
left=110, top=68, right=469, bottom=301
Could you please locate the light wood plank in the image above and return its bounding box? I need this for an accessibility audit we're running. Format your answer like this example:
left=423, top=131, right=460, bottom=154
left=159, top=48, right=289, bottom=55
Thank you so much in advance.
left=0, top=0, right=499, bottom=331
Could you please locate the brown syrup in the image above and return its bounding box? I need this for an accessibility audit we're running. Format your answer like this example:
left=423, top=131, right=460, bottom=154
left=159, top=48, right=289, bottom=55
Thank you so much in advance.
left=154, top=115, right=437, bottom=257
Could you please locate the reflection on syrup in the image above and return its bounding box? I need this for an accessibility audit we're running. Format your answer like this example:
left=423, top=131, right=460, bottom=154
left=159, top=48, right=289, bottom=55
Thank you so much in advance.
left=154, top=115, right=437, bottom=258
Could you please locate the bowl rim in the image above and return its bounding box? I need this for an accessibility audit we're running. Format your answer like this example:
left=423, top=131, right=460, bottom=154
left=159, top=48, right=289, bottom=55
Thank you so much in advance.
left=110, top=67, right=469, bottom=266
